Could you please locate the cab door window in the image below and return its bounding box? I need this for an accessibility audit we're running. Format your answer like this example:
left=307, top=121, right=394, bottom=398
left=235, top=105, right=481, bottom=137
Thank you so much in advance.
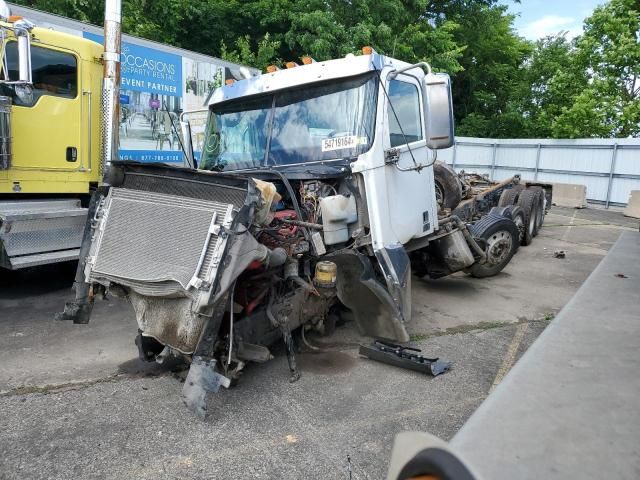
left=3, top=42, right=78, bottom=106
left=387, top=79, right=423, bottom=147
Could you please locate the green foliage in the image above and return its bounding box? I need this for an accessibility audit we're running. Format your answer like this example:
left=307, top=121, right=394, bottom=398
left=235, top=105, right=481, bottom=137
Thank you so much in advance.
left=449, top=4, right=532, bottom=137
left=553, top=0, right=640, bottom=137
left=516, top=35, right=585, bottom=137
left=221, top=34, right=281, bottom=69
left=12, top=0, right=103, bottom=23
left=11, top=0, right=640, bottom=139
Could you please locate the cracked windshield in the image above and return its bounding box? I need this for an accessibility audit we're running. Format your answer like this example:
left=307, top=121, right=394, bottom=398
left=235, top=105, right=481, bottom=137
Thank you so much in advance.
left=200, top=73, right=378, bottom=170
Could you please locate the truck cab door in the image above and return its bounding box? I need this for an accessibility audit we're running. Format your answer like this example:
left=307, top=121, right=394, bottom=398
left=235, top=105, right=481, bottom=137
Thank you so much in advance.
left=382, top=73, right=438, bottom=243
left=4, top=41, right=83, bottom=179
left=346, top=72, right=440, bottom=337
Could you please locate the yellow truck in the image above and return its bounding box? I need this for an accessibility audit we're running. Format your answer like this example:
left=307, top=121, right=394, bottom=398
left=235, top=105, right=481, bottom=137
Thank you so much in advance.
left=0, top=3, right=103, bottom=269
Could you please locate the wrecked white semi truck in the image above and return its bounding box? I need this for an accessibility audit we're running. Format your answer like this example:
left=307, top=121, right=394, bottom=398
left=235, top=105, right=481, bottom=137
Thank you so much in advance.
left=60, top=43, right=550, bottom=417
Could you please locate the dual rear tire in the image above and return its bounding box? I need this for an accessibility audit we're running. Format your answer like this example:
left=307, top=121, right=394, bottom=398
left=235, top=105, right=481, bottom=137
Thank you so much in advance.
left=498, top=186, right=545, bottom=246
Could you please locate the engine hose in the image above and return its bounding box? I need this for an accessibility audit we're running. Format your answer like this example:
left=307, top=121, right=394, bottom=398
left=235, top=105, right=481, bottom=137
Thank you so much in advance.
left=229, top=169, right=311, bottom=243
left=289, top=275, right=318, bottom=295
left=301, top=327, right=323, bottom=352
left=281, top=218, right=323, bottom=230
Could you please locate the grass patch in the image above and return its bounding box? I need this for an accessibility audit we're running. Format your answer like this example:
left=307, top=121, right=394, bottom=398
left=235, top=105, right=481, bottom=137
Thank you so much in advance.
left=0, top=375, right=124, bottom=398
left=409, top=317, right=554, bottom=343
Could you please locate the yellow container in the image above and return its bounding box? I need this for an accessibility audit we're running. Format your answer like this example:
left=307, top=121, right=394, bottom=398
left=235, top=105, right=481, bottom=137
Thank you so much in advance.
left=314, top=261, right=337, bottom=288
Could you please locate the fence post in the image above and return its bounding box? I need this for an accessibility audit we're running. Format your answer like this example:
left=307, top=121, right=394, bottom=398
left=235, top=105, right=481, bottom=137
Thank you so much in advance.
left=534, top=143, right=541, bottom=181
left=490, top=143, right=497, bottom=181
left=605, top=143, right=618, bottom=209
left=451, top=141, right=457, bottom=169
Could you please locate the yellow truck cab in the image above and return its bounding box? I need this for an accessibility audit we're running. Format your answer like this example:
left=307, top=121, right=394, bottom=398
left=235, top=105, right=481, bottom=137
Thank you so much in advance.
left=0, top=7, right=103, bottom=269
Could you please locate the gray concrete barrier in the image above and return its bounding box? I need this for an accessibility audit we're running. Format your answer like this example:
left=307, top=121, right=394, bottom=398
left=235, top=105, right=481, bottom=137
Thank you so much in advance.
left=551, top=182, right=587, bottom=208
left=623, top=190, right=640, bottom=219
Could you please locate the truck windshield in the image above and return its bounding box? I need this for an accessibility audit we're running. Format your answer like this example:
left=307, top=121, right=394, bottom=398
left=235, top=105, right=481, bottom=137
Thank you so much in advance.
left=200, top=72, right=378, bottom=171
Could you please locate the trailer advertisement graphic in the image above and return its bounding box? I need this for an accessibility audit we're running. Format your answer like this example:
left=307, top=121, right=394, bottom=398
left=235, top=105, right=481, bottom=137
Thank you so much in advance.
left=84, top=32, right=182, bottom=95
left=82, top=32, right=223, bottom=164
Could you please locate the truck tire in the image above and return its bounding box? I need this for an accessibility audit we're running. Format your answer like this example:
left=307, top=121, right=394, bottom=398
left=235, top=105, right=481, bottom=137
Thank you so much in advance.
left=529, top=187, right=546, bottom=233
left=516, top=188, right=539, bottom=246
left=434, top=161, right=462, bottom=210
left=508, top=206, right=526, bottom=247
left=491, top=205, right=525, bottom=248
left=467, top=215, right=519, bottom=278
left=497, top=186, right=522, bottom=207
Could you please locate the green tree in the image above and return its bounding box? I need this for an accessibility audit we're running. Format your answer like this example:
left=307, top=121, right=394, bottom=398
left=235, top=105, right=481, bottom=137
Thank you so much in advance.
left=515, top=35, right=585, bottom=137
left=552, top=0, right=640, bottom=137
left=450, top=3, right=532, bottom=137
left=221, top=34, right=281, bottom=69
left=12, top=0, right=103, bottom=23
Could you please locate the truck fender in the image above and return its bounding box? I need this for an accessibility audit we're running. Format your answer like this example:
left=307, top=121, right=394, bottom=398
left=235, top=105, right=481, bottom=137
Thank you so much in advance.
left=329, top=249, right=410, bottom=342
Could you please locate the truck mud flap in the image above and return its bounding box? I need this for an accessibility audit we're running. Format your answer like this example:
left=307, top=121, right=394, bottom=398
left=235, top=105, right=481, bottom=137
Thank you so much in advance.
left=330, top=249, right=410, bottom=342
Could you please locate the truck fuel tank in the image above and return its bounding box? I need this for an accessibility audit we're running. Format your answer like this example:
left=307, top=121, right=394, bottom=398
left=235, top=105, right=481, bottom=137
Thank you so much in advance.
left=432, top=229, right=476, bottom=272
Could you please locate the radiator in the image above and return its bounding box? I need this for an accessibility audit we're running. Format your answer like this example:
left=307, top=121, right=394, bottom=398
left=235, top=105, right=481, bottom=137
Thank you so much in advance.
left=87, top=187, right=234, bottom=298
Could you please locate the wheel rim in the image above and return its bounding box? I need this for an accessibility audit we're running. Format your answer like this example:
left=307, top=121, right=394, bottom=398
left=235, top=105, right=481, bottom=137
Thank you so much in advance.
left=485, top=230, right=513, bottom=266
left=435, top=182, right=444, bottom=208
left=513, top=215, right=525, bottom=243
left=528, top=206, right=537, bottom=234
left=536, top=198, right=544, bottom=228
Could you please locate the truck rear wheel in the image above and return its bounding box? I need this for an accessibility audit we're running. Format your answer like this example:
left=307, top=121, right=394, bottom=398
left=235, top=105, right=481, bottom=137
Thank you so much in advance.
left=498, top=185, right=523, bottom=207
left=468, top=215, right=519, bottom=278
left=516, top=188, right=539, bottom=246
left=530, top=187, right=546, bottom=234
left=433, top=161, right=462, bottom=210
left=508, top=206, right=526, bottom=247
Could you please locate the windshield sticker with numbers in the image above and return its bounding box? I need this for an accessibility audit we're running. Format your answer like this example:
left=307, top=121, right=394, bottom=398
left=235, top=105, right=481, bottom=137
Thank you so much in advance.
left=321, top=135, right=368, bottom=152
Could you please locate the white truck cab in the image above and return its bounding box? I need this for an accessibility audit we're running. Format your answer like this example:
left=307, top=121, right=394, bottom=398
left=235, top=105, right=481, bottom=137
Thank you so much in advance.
left=62, top=48, right=541, bottom=418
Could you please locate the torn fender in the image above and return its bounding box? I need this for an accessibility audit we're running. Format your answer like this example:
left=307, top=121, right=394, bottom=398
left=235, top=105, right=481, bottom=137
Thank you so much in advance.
left=330, top=249, right=410, bottom=342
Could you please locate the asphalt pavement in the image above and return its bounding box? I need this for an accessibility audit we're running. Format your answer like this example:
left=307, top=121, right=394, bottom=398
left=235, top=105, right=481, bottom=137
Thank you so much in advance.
left=0, top=206, right=636, bottom=479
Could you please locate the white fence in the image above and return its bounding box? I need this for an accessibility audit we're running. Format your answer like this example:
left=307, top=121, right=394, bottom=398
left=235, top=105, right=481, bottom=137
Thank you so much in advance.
left=438, top=137, right=640, bottom=207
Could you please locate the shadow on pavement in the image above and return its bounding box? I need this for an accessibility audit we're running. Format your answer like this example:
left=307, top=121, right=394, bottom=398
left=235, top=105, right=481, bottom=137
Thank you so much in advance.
left=0, top=261, right=78, bottom=298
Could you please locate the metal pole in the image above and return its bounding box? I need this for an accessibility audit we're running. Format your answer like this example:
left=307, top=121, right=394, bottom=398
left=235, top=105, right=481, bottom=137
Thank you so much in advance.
left=451, top=141, right=457, bottom=169
left=490, top=143, right=497, bottom=181
left=605, top=143, right=618, bottom=209
left=534, top=143, right=541, bottom=181
left=100, top=0, right=122, bottom=183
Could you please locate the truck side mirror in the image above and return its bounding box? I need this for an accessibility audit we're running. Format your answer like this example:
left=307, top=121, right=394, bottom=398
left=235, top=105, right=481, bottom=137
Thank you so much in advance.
left=12, top=18, right=35, bottom=85
left=423, top=73, right=454, bottom=150
left=16, top=29, right=33, bottom=84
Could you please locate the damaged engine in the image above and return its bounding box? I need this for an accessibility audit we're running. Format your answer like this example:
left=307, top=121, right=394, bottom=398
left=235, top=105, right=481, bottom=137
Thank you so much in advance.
left=60, top=163, right=398, bottom=418
left=59, top=158, right=526, bottom=418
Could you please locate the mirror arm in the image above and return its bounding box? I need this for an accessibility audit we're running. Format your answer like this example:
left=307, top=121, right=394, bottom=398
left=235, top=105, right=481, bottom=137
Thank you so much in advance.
left=388, top=61, right=432, bottom=80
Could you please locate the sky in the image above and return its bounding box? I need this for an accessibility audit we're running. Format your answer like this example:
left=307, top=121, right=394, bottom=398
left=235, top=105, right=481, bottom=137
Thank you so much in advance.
left=502, top=0, right=605, bottom=40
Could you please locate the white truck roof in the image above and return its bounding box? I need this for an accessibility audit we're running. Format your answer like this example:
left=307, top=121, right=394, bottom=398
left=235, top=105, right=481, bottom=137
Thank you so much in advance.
left=208, top=51, right=415, bottom=106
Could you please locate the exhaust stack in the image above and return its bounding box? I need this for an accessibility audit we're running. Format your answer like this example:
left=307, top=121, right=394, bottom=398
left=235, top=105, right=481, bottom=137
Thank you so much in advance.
left=100, top=0, right=122, bottom=181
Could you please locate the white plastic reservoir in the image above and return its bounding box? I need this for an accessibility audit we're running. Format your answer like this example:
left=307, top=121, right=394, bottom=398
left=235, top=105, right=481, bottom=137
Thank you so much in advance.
left=320, top=194, right=357, bottom=245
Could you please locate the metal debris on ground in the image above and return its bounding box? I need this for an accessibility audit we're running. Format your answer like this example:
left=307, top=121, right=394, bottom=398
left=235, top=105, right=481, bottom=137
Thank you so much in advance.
left=614, top=273, right=628, bottom=279
left=359, top=340, right=452, bottom=376
left=554, top=250, right=566, bottom=258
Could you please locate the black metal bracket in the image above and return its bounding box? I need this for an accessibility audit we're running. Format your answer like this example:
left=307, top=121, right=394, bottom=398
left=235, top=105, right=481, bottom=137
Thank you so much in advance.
left=359, top=340, right=451, bottom=376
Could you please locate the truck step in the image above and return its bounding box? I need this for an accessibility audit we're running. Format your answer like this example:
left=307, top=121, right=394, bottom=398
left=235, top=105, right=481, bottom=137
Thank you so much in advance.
left=0, top=199, right=86, bottom=222
left=0, top=199, right=88, bottom=269
left=8, top=249, right=81, bottom=269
